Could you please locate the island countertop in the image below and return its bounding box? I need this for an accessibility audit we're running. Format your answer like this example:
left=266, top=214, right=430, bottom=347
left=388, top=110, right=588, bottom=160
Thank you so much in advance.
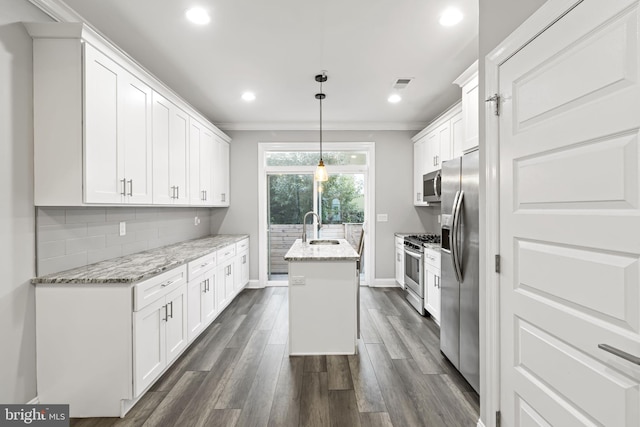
left=284, top=239, right=360, bottom=261
left=32, top=234, right=249, bottom=284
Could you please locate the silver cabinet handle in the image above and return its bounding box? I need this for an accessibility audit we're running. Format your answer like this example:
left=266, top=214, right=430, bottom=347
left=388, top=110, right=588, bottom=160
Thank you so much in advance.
left=161, top=280, right=174, bottom=288
left=127, top=179, right=133, bottom=196
left=204, top=190, right=207, bottom=201
left=168, top=301, right=173, bottom=319
left=162, top=304, right=168, bottom=322
left=120, top=179, right=126, bottom=196
left=598, top=344, right=640, bottom=365
left=171, top=186, right=176, bottom=199
left=221, top=193, right=226, bottom=202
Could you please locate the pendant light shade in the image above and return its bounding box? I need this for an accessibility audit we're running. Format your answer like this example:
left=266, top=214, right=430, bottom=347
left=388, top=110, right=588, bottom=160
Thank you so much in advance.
left=315, top=72, right=329, bottom=182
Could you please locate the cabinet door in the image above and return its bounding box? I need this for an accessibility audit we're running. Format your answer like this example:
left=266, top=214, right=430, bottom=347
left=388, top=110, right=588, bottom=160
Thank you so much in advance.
left=425, top=268, right=441, bottom=324
left=202, top=270, right=217, bottom=325
left=423, top=130, right=439, bottom=175
left=187, top=275, right=204, bottom=341
left=436, top=121, right=451, bottom=167
left=189, top=118, right=202, bottom=204
left=133, top=297, right=166, bottom=396
left=224, top=262, right=235, bottom=299
left=171, top=107, right=189, bottom=205
left=215, top=264, right=229, bottom=310
left=413, top=138, right=426, bottom=205
left=199, top=128, right=214, bottom=206
left=84, top=44, right=122, bottom=204
left=165, top=285, right=188, bottom=364
left=450, top=111, right=463, bottom=159
left=236, top=250, right=249, bottom=290
left=120, top=72, right=153, bottom=204
left=152, top=92, right=173, bottom=204
left=461, top=74, right=479, bottom=153
left=395, top=246, right=404, bottom=287
left=213, top=138, right=230, bottom=206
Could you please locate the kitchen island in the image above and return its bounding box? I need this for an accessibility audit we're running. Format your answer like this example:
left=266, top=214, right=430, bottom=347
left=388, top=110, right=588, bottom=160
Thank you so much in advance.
left=284, top=238, right=360, bottom=355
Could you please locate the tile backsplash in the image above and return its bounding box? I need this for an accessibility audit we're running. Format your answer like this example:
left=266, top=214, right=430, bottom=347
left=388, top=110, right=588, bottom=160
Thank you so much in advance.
left=36, top=207, right=213, bottom=276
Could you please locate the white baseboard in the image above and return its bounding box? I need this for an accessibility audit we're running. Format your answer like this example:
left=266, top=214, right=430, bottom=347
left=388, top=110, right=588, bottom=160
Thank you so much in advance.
left=245, top=279, right=262, bottom=289
left=27, top=396, right=39, bottom=405
left=371, top=278, right=399, bottom=287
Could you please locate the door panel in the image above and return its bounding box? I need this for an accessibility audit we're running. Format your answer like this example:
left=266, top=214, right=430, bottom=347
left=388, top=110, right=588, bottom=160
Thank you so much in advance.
left=165, top=286, right=187, bottom=364
left=499, top=0, right=640, bottom=425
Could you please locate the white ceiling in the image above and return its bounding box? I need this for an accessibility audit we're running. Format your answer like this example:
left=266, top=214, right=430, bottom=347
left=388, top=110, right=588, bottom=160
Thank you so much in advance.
left=58, top=0, right=478, bottom=131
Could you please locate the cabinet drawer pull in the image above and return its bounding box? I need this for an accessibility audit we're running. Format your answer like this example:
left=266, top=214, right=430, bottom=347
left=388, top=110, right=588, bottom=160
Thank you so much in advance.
left=168, top=301, right=173, bottom=319
left=221, top=193, right=226, bottom=202
left=162, top=304, right=168, bottom=322
left=200, top=262, right=209, bottom=267
left=171, top=186, right=176, bottom=199
left=120, top=179, right=126, bottom=196
left=127, top=179, right=133, bottom=196
left=176, top=186, right=179, bottom=199
left=161, top=280, right=174, bottom=288
left=598, top=344, right=640, bottom=365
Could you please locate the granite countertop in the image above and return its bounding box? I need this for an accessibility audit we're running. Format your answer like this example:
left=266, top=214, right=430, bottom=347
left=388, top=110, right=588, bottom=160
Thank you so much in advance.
left=423, top=242, right=442, bottom=251
left=284, top=239, right=360, bottom=261
left=32, top=234, right=249, bottom=284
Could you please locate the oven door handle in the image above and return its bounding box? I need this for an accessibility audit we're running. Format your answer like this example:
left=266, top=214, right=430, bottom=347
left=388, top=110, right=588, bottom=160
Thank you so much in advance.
left=404, top=248, right=422, bottom=259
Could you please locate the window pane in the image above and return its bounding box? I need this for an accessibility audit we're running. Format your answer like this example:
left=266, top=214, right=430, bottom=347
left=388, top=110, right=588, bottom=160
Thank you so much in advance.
left=266, top=151, right=366, bottom=166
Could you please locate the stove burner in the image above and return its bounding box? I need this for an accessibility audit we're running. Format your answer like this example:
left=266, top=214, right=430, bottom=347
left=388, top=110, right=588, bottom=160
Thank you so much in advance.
left=406, top=234, right=441, bottom=244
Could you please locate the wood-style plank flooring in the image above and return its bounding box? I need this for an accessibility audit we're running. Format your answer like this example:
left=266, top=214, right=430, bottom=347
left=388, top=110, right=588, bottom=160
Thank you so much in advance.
left=71, top=287, right=479, bottom=427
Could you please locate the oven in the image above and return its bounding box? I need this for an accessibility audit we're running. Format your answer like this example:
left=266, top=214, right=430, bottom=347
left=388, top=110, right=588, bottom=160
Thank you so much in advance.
left=404, top=240, right=425, bottom=315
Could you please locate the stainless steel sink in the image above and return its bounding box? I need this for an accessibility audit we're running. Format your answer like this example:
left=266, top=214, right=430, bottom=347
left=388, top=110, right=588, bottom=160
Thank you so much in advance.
left=309, top=239, right=340, bottom=245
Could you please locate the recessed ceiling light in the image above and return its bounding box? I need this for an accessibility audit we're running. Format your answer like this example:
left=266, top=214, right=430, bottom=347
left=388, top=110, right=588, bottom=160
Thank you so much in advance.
left=186, top=7, right=210, bottom=25
left=439, top=7, right=463, bottom=27
left=242, top=92, right=256, bottom=102
left=388, top=94, right=402, bottom=103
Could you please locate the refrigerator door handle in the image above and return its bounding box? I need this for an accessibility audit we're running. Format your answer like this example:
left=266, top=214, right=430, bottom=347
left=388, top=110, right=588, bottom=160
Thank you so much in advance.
left=449, top=191, right=461, bottom=282
left=452, top=190, right=464, bottom=282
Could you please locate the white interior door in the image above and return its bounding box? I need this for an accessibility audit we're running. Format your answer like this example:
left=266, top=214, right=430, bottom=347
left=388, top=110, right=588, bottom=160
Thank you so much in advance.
left=498, top=0, right=640, bottom=425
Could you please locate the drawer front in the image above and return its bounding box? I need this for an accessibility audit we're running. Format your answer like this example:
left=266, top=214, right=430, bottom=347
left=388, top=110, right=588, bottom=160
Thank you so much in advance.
left=236, top=238, right=249, bottom=253
left=217, top=244, right=236, bottom=264
left=188, top=253, right=217, bottom=280
left=134, top=265, right=187, bottom=311
left=424, top=249, right=441, bottom=268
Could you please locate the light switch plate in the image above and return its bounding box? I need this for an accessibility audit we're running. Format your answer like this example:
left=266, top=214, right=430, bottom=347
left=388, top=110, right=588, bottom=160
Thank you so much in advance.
left=290, top=276, right=305, bottom=285
left=119, top=221, right=126, bottom=236
left=377, top=214, right=388, bottom=222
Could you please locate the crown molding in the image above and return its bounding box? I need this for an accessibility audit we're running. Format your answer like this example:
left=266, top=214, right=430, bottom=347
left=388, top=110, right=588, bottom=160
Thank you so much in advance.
left=215, top=121, right=428, bottom=132
left=28, top=0, right=84, bottom=22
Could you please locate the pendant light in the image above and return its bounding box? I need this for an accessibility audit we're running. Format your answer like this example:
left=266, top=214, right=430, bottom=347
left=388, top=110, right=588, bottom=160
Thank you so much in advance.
left=314, top=72, right=329, bottom=182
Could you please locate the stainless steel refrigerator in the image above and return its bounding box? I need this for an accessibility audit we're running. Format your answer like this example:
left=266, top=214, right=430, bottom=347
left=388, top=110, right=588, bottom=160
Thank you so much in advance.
left=440, top=150, right=479, bottom=393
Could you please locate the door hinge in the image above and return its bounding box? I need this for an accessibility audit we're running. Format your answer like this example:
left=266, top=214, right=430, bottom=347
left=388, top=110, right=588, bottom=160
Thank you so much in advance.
left=495, top=254, right=501, bottom=273
left=485, top=94, right=500, bottom=116
left=496, top=411, right=501, bottom=427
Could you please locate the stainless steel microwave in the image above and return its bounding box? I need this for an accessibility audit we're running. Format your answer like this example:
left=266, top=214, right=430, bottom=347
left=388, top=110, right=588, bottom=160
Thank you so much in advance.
left=423, top=170, right=441, bottom=203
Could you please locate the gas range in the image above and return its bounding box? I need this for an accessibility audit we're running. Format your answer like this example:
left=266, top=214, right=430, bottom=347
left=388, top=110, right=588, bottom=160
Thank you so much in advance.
left=404, top=234, right=441, bottom=252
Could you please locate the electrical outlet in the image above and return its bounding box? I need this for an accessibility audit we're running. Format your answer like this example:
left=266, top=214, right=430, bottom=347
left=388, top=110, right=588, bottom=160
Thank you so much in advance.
left=438, top=215, right=441, bottom=224
left=194, top=216, right=200, bottom=226
left=119, top=221, right=126, bottom=236
left=376, top=214, right=388, bottom=222
left=290, top=276, right=305, bottom=285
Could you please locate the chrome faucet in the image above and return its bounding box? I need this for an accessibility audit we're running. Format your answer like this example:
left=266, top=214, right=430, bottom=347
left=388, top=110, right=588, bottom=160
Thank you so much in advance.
left=301, top=211, right=321, bottom=243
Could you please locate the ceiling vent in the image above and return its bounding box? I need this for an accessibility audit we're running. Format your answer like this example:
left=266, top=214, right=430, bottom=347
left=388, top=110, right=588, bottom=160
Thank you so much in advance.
left=393, top=78, right=413, bottom=90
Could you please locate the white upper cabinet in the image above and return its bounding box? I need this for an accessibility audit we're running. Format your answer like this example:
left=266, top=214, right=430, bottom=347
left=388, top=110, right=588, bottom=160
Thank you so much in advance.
left=152, top=92, right=189, bottom=205
left=25, top=22, right=231, bottom=207
left=189, top=118, right=214, bottom=206
left=84, top=44, right=152, bottom=204
left=454, top=60, right=479, bottom=155
left=212, top=137, right=230, bottom=206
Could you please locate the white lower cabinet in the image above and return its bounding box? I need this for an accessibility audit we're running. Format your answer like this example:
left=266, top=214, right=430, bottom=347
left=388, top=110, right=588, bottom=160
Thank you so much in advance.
left=423, top=247, right=441, bottom=325
left=216, top=244, right=237, bottom=310
left=235, top=238, right=250, bottom=291
left=133, top=269, right=188, bottom=397
left=187, top=254, right=217, bottom=341
left=395, top=236, right=405, bottom=288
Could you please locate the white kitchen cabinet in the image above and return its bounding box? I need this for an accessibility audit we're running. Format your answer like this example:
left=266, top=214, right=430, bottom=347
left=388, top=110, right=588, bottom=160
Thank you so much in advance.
left=423, top=247, right=441, bottom=325
left=152, top=91, right=189, bottom=205
left=395, top=236, right=405, bottom=288
left=213, top=137, right=230, bottom=206
left=235, top=238, right=250, bottom=291
left=412, top=102, right=461, bottom=205
left=26, top=22, right=232, bottom=207
left=454, top=60, right=479, bottom=155
left=187, top=253, right=217, bottom=341
left=450, top=110, right=464, bottom=159
left=189, top=118, right=215, bottom=206
left=133, top=269, right=188, bottom=397
left=84, top=43, right=153, bottom=204
left=216, top=244, right=237, bottom=310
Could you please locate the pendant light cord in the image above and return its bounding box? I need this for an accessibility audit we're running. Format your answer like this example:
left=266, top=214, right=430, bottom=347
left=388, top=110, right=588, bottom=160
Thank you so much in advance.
left=319, top=77, right=323, bottom=162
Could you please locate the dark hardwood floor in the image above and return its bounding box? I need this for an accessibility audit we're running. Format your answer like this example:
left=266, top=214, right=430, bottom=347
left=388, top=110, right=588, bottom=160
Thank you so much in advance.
left=71, top=287, right=479, bottom=427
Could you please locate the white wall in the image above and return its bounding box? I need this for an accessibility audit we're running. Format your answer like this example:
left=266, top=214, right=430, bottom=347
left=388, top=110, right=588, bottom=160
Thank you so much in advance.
left=0, top=0, right=52, bottom=404
left=211, top=130, right=439, bottom=283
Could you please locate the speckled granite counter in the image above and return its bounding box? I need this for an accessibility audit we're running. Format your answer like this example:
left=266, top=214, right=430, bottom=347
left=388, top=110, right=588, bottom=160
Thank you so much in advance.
left=284, top=239, right=360, bottom=261
left=423, top=242, right=442, bottom=251
left=32, top=234, right=249, bottom=284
